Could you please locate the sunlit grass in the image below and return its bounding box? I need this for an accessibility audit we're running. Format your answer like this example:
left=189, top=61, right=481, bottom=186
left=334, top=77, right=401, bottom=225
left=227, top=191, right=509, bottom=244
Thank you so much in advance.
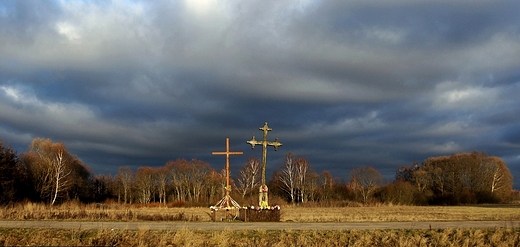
left=280, top=204, right=520, bottom=222
left=1, top=201, right=519, bottom=222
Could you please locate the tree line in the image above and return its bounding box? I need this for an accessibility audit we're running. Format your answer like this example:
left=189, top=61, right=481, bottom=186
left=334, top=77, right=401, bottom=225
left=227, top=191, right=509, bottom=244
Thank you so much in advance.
left=0, top=137, right=516, bottom=206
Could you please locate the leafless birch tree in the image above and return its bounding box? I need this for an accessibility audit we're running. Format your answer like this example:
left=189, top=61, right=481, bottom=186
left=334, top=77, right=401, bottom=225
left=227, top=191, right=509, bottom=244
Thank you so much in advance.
left=28, top=138, right=72, bottom=205
left=155, top=166, right=169, bottom=205
left=294, top=158, right=309, bottom=203
left=237, top=157, right=261, bottom=198
left=278, top=153, right=296, bottom=203
left=117, top=167, right=134, bottom=204
left=135, top=166, right=155, bottom=204
left=50, top=149, right=71, bottom=205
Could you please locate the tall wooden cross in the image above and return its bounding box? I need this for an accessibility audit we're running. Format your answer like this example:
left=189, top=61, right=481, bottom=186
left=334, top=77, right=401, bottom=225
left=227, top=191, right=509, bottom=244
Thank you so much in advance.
left=247, top=122, right=282, bottom=208
left=212, top=138, right=243, bottom=207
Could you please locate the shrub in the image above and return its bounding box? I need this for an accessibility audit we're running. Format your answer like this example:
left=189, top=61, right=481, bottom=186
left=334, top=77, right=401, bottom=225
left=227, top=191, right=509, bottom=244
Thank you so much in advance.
left=239, top=207, right=281, bottom=222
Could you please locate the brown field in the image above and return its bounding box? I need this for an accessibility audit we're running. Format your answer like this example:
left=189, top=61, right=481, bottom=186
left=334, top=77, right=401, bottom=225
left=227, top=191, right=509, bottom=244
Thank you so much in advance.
left=1, top=201, right=519, bottom=222
left=1, top=202, right=519, bottom=246
left=280, top=204, right=520, bottom=222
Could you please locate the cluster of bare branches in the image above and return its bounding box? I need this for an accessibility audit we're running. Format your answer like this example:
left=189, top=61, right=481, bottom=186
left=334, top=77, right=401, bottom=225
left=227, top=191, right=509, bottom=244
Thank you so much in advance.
left=113, top=159, right=226, bottom=205
left=236, top=157, right=261, bottom=198
left=273, top=153, right=341, bottom=204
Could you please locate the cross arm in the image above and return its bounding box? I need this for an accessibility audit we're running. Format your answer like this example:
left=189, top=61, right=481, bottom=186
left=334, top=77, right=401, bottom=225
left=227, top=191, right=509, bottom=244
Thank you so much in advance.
left=247, top=136, right=263, bottom=149
left=212, top=138, right=244, bottom=156
left=267, top=140, right=283, bottom=151
left=212, top=151, right=244, bottom=155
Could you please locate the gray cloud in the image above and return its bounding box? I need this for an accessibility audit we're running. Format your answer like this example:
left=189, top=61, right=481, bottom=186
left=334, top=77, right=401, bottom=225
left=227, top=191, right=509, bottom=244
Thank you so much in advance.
left=1, top=0, right=520, bottom=187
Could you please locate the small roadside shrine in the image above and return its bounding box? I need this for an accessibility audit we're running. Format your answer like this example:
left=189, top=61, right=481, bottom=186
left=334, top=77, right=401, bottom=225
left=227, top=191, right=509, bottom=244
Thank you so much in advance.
left=210, top=122, right=282, bottom=222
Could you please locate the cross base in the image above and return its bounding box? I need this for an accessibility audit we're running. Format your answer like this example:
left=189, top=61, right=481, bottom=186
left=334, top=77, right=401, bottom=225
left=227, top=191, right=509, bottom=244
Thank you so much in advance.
left=210, top=194, right=241, bottom=222
left=211, top=194, right=241, bottom=210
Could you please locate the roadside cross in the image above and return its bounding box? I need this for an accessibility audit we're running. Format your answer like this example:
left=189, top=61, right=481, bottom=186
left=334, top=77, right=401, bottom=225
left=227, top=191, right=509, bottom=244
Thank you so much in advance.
left=247, top=122, right=282, bottom=208
left=212, top=138, right=243, bottom=208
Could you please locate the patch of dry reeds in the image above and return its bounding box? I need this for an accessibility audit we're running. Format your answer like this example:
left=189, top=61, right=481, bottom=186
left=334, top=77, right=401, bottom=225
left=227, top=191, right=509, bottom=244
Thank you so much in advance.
left=0, top=202, right=204, bottom=221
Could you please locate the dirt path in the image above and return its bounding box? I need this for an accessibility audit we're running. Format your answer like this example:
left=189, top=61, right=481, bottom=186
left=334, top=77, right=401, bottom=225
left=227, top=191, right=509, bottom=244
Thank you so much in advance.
left=1, top=220, right=518, bottom=230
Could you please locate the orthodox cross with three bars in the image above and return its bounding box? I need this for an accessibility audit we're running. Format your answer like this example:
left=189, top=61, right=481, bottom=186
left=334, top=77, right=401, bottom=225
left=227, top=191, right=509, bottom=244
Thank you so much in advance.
left=247, top=122, right=282, bottom=186
left=212, top=138, right=243, bottom=204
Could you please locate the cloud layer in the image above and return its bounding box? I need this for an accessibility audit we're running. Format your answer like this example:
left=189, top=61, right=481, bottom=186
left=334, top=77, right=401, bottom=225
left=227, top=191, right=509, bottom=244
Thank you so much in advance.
left=1, top=0, right=520, bottom=187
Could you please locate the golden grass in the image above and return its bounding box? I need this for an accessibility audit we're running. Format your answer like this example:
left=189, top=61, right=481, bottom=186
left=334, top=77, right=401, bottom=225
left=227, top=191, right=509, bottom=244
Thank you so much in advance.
left=1, top=202, right=519, bottom=222
left=0, top=201, right=205, bottom=221
left=280, top=204, right=520, bottom=222
left=0, top=227, right=519, bottom=246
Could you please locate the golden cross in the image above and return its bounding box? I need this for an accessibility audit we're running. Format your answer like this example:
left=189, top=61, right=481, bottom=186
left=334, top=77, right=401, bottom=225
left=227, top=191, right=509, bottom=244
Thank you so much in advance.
left=247, top=122, right=282, bottom=186
left=212, top=138, right=243, bottom=205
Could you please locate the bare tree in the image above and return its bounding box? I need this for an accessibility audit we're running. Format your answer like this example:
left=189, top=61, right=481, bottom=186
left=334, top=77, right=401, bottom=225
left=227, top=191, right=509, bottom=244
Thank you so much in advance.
left=27, top=138, right=73, bottom=205
left=278, top=153, right=296, bottom=203
left=206, top=168, right=225, bottom=203
left=117, top=167, right=134, bottom=204
left=25, top=151, right=52, bottom=202
left=27, top=140, right=52, bottom=202
left=411, top=169, right=430, bottom=193
left=482, top=156, right=513, bottom=198
left=349, top=166, right=383, bottom=205
left=420, top=158, right=446, bottom=195
left=50, top=149, right=71, bottom=205
left=168, top=159, right=193, bottom=202
left=189, top=159, right=212, bottom=203
left=318, top=170, right=334, bottom=201
left=135, top=166, right=155, bottom=204
left=236, top=157, right=261, bottom=198
left=305, top=170, right=319, bottom=202
left=155, top=166, right=169, bottom=205
left=294, top=158, right=309, bottom=203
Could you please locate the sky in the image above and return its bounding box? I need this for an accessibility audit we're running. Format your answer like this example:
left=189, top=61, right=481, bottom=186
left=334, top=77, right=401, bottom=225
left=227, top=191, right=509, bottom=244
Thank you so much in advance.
left=1, top=0, right=520, bottom=188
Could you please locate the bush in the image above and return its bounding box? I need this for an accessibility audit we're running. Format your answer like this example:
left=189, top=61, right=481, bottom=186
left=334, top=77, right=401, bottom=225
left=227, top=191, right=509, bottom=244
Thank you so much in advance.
left=239, top=207, right=281, bottom=222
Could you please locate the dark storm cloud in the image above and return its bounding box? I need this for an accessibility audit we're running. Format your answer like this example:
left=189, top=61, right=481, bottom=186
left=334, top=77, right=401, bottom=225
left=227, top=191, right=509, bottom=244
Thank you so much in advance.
left=1, top=0, right=520, bottom=187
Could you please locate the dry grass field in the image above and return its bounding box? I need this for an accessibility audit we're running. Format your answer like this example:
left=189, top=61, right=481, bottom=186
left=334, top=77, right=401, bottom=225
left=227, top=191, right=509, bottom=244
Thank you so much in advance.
left=1, top=201, right=519, bottom=222
left=280, top=204, right=520, bottom=222
left=1, top=202, right=519, bottom=246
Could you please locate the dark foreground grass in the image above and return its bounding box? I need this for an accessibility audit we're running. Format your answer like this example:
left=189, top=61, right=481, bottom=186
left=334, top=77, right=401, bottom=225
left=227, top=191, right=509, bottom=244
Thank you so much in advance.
left=0, top=227, right=519, bottom=246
